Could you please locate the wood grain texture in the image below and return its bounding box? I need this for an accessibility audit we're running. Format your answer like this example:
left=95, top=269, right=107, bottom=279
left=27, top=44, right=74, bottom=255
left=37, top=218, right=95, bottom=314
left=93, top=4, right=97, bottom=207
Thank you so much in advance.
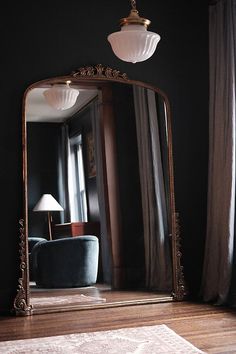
left=0, top=301, right=236, bottom=353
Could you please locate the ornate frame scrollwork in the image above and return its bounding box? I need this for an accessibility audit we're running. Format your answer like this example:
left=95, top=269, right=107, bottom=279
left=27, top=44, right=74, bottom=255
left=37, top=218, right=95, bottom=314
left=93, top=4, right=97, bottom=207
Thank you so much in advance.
left=13, top=219, right=32, bottom=315
left=172, top=213, right=187, bottom=301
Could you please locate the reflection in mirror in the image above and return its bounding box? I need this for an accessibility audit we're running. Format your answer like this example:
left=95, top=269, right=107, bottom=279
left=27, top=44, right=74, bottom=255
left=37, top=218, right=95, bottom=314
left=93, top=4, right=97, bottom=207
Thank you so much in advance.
left=107, top=83, right=172, bottom=292
left=26, top=86, right=113, bottom=311
left=15, top=67, right=185, bottom=316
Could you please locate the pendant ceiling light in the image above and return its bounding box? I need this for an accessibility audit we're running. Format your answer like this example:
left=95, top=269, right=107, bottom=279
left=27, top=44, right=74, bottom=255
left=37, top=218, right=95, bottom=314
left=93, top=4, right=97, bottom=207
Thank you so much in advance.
left=107, top=0, right=161, bottom=64
left=43, top=81, right=79, bottom=111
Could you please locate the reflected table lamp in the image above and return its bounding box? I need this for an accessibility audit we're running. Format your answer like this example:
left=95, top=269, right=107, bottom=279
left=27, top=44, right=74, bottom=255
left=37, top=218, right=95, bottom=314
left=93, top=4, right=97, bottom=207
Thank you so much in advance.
left=33, top=194, right=63, bottom=241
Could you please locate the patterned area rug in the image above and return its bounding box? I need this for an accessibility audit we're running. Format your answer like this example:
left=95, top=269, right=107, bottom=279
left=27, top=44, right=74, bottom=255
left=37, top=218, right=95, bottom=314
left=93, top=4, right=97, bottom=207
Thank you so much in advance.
left=31, top=294, right=106, bottom=308
left=0, top=324, right=205, bottom=353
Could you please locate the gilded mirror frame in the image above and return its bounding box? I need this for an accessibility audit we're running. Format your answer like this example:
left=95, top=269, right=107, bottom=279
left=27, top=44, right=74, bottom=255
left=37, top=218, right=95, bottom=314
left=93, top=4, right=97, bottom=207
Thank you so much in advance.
left=14, top=64, right=186, bottom=316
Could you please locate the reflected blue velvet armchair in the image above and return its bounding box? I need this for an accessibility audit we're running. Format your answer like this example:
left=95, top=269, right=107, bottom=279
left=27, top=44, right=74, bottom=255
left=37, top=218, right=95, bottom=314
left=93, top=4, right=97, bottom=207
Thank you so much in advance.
left=28, top=237, right=47, bottom=281
left=31, top=235, right=99, bottom=288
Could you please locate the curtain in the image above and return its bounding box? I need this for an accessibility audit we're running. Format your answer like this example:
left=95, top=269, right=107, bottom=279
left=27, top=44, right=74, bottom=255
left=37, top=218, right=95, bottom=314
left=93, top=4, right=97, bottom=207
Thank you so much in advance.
left=133, top=86, right=172, bottom=291
left=91, top=99, right=112, bottom=284
left=201, top=0, right=236, bottom=305
left=58, top=124, right=71, bottom=223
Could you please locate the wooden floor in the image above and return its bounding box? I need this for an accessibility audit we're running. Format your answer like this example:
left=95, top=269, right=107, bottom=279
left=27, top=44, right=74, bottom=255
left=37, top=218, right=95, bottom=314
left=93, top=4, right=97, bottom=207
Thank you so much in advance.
left=0, top=301, right=236, bottom=352
left=30, top=283, right=172, bottom=313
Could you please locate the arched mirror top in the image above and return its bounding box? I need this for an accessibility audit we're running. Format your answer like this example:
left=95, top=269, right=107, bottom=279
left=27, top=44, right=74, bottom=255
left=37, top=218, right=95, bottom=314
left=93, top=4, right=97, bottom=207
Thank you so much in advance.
left=15, top=64, right=186, bottom=316
left=23, top=64, right=171, bottom=110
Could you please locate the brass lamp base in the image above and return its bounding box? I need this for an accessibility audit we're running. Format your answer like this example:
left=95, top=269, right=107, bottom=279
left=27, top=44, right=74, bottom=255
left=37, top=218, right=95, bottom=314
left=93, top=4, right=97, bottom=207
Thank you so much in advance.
left=47, top=211, right=53, bottom=241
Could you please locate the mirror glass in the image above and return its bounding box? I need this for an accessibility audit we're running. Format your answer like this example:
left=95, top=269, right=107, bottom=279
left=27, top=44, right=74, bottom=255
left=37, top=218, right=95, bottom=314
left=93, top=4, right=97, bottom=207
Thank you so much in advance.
left=19, top=68, right=181, bottom=315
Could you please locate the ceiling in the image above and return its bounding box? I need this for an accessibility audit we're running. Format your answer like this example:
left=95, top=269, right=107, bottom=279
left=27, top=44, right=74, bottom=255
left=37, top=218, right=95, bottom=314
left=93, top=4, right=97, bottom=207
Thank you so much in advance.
left=26, top=87, right=98, bottom=123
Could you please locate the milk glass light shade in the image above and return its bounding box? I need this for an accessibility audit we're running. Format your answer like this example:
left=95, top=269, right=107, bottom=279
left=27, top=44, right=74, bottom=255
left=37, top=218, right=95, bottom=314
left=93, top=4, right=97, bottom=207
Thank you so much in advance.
left=108, top=25, right=160, bottom=63
left=43, top=83, right=79, bottom=111
left=107, top=1, right=160, bottom=64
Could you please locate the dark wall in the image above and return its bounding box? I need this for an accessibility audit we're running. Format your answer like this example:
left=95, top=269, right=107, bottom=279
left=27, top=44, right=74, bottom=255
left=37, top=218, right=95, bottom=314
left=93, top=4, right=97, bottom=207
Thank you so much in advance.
left=0, top=0, right=208, bottom=311
left=27, top=123, right=62, bottom=238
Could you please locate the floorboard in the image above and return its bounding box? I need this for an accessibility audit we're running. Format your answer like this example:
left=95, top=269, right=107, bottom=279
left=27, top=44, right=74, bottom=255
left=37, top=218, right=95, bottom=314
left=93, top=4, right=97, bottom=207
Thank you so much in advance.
left=0, top=301, right=236, bottom=353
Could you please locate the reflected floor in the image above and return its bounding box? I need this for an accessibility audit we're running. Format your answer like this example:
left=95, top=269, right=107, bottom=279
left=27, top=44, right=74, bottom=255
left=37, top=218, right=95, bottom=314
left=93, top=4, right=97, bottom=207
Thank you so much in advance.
left=30, top=283, right=172, bottom=314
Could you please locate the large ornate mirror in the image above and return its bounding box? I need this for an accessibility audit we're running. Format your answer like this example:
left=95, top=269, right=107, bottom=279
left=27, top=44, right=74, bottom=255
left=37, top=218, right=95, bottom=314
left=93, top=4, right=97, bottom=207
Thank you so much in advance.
left=14, top=65, right=186, bottom=315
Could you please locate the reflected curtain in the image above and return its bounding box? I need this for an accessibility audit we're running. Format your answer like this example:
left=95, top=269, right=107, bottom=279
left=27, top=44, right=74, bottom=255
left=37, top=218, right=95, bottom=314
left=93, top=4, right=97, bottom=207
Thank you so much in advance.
left=91, top=98, right=112, bottom=284
left=133, top=86, right=172, bottom=291
left=201, top=0, right=236, bottom=305
left=58, top=124, right=71, bottom=223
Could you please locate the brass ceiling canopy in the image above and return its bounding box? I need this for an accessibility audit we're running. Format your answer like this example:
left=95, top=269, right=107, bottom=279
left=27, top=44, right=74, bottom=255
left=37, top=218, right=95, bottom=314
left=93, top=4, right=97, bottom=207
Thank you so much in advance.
left=119, top=7, right=151, bottom=28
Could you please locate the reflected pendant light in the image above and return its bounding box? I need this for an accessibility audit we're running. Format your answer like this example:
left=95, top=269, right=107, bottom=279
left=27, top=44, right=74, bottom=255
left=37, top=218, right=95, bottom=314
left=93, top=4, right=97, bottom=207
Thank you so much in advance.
left=43, top=81, right=79, bottom=111
left=107, top=0, right=161, bottom=63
